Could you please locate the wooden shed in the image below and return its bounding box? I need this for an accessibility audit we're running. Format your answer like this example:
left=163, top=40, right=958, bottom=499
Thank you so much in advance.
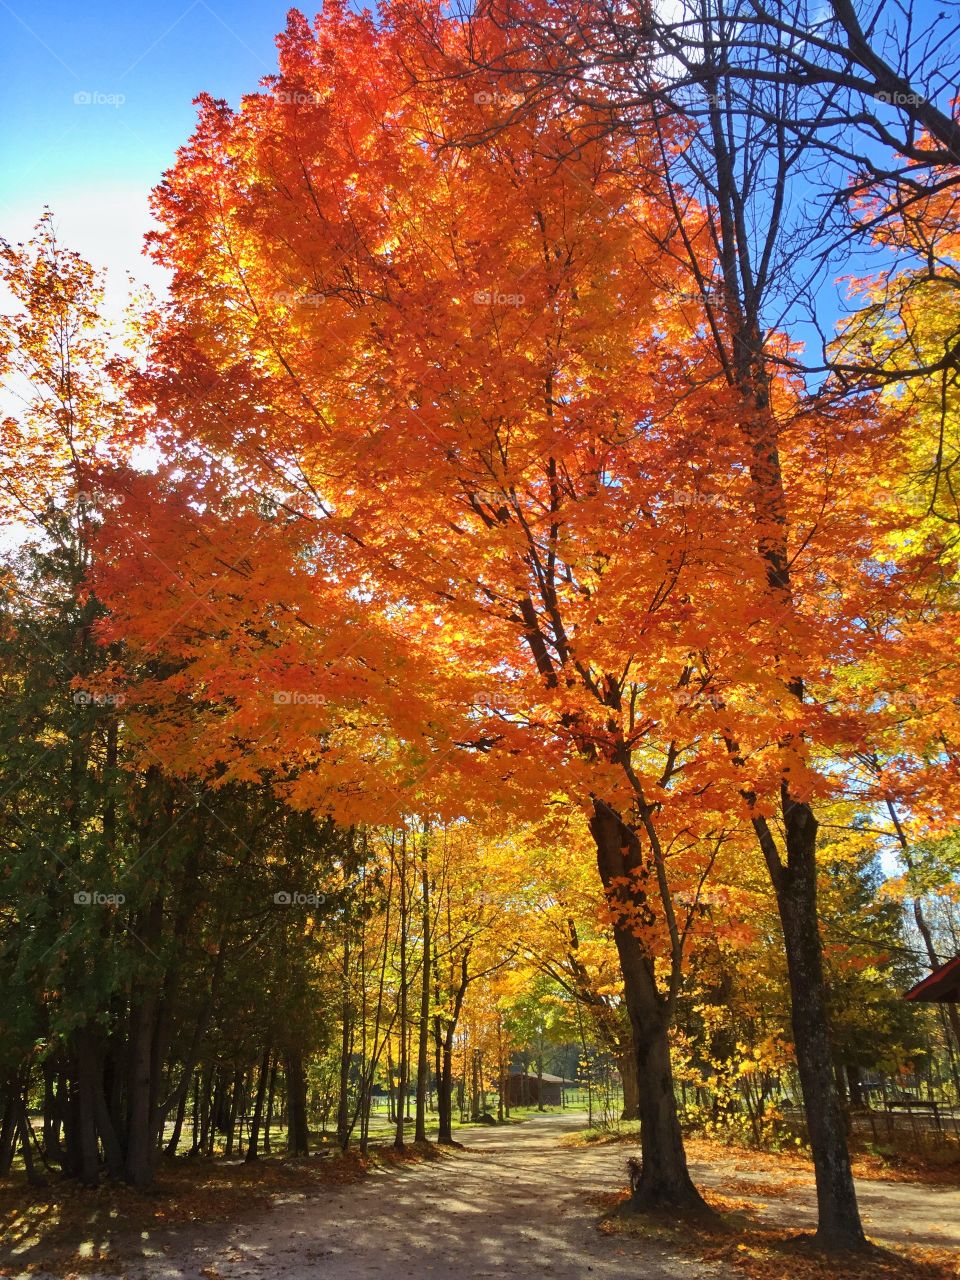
left=904, top=954, right=960, bottom=1003
left=507, top=1070, right=574, bottom=1107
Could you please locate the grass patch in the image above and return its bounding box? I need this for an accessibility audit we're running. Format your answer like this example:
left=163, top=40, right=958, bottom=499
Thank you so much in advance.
left=562, top=1120, right=641, bottom=1147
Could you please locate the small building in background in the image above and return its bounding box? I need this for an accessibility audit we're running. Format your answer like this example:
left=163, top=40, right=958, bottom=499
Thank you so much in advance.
left=904, top=954, right=960, bottom=1004
left=507, top=1070, right=575, bottom=1107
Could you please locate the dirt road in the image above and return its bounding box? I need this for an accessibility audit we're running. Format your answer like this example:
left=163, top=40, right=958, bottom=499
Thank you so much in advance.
left=53, top=1114, right=728, bottom=1280
left=13, top=1112, right=960, bottom=1279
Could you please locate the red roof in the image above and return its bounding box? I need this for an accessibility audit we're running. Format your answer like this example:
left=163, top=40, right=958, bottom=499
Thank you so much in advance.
left=904, top=954, right=960, bottom=1003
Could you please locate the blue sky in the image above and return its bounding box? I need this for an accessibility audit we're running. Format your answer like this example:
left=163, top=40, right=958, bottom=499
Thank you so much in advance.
left=1, top=0, right=296, bottom=308
left=1, top=0, right=945, bottom=338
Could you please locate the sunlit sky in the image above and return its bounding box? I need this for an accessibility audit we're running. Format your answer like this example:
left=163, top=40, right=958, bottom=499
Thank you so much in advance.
left=1, top=0, right=297, bottom=312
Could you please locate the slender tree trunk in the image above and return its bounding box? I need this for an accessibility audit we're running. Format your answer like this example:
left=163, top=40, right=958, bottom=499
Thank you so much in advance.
left=201, top=1066, right=216, bottom=1155
left=245, top=1047, right=271, bottom=1163
left=264, top=1059, right=278, bottom=1154
left=17, top=1103, right=43, bottom=1186
left=471, top=1049, right=480, bottom=1121
left=497, top=1019, right=505, bottom=1122
left=846, top=1064, right=864, bottom=1109
left=414, top=853, right=431, bottom=1143
left=125, top=974, right=162, bottom=1183
left=166, top=1073, right=190, bottom=1157
left=189, top=1071, right=201, bottom=1155
left=41, top=1060, right=62, bottom=1168
left=387, top=1041, right=396, bottom=1124
left=336, top=930, right=352, bottom=1150
left=224, top=1068, right=244, bottom=1158
left=536, top=1030, right=545, bottom=1112
left=394, top=832, right=409, bottom=1150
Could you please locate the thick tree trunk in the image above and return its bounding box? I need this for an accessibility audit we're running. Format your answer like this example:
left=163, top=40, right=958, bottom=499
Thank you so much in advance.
left=285, top=1051, right=310, bottom=1155
left=762, top=800, right=866, bottom=1251
left=124, top=998, right=159, bottom=1187
left=590, top=800, right=707, bottom=1212
left=70, top=1058, right=101, bottom=1186
left=0, top=1092, right=18, bottom=1176
left=74, top=1028, right=124, bottom=1178
left=436, top=1038, right=455, bottom=1144
left=617, top=1043, right=640, bottom=1122
left=104, top=1034, right=125, bottom=1148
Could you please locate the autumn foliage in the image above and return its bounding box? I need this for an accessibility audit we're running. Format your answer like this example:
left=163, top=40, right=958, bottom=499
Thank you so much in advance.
left=2, top=0, right=960, bottom=1269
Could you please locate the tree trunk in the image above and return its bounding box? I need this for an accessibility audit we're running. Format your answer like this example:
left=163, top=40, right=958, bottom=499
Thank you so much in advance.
left=618, top=1043, right=640, bottom=1121
left=165, top=1072, right=190, bottom=1157
left=436, top=1037, right=455, bottom=1144
left=41, top=1060, right=63, bottom=1169
left=763, top=800, right=866, bottom=1250
left=189, top=1071, right=202, bottom=1155
left=471, top=1049, right=481, bottom=1121
left=0, top=1092, right=18, bottom=1176
left=336, top=931, right=352, bottom=1150
left=264, top=1059, right=278, bottom=1154
left=70, top=1056, right=101, bottom=1186
left=199, top=1065, right=215, bottom=1155
left=394, top=832, right=409, bottom=1150
left=16, top=1102, right=43, bottom=1186
left=414, top=854, right=432, bottom=1142
left=536, top=1031, right=545, bottom=1112
left=74, top=1027, right=124, bottom=1178
left=245, top=1047, right=271, bottom=1163
left=224, top=1067, right=244, bottom=1158
left=846, top=1064, right=864, bottom=1109
left=590, top=800, right=707, bottom=1212
left=124, top=992, right=160, bottom=1187
left=285, top=1051, right=309, bottom=1155
left=497, top=1020, right=506, bottom=1122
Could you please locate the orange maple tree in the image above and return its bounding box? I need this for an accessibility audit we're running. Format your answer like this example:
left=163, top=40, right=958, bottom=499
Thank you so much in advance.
left=89, top=0, right=960, bottom=1217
